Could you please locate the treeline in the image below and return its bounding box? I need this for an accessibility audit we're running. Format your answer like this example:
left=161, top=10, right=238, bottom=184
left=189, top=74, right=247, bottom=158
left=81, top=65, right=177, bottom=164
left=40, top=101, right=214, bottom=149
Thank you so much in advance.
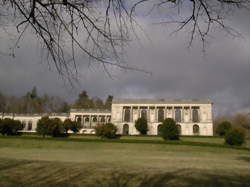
left=214, top=113, right=250, bottom=131
left=0, top=88, right=113, bottom=113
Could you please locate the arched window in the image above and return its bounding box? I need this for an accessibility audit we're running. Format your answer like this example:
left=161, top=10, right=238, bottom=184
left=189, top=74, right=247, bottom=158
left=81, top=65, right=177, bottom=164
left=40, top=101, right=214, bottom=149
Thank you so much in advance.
left=123, top=124, right=129, bottom=135
left=192, top=109, right=199, bottom=122
left=93, top=116, right=97, bottom=122
left=158, top=108, right=164, bottom=122
left=28, top=121, right=32, bottom=131
left=101, top=116, right=105, bottom=123
left=76, top=115, right=81, bottom=123
left=175, top=108, right=181, bottom=122
left=107, top=116, right=111, bottom=122
left=193, top=124, right=200, bottom=135
left=177, top=124, right=182, bottom=135
left=85, top=117, right=89, bottom=122
left=157, top=125, right=163, bottom=135
left=141, top=109, right=147, bottom=120
left=124, top=108, right=130, bottom=122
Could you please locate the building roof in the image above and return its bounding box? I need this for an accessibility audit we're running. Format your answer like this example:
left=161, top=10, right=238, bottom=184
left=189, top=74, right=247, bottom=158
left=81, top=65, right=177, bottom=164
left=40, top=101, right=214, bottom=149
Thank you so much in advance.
left=1, top=113, right=69, bottom=117
left=112, top=98, right=212, bottom=104
left=70, top=108, right=111, bottom=113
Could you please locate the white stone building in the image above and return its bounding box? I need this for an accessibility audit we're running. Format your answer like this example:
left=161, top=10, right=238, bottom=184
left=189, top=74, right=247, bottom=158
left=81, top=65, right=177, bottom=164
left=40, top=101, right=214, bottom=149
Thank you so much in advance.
left=0, top=98, right=213, bottom=136
left=111, top=99, right=213, bottom=136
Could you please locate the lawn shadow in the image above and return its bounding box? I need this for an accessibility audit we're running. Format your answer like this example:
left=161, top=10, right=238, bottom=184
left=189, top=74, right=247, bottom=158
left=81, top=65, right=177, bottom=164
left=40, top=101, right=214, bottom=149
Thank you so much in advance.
left=94, top=169, right=250, bottom=187
left=237, top=156, right=250, bottom=163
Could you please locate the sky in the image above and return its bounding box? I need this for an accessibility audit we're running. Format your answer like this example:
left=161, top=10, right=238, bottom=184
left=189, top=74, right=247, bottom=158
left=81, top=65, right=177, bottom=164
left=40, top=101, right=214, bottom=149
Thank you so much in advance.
left=0, top=1, right=250, bottom=116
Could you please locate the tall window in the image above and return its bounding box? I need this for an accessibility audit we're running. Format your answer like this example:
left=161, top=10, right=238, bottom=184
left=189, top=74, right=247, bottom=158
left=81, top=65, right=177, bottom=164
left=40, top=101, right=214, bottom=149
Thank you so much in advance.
left=175, top=108, right=181, bottom=122
left=85, top=117, right=89, bottom=122
left=193, top=124, right=200, bottom=135
left=124, top=108, right=130, bottom=122
left=158, top=108, right=164, bottom=122
left=28, top=121, right=32, bottom=130
left=141, top=109, right=147, bottom=119
left=21, top=121, right=26, bottom=130
left=192, top=109, right=199, bottom=122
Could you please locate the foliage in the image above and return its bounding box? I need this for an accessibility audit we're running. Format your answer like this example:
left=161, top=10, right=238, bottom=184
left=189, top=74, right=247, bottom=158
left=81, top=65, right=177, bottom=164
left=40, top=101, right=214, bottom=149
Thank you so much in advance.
left=73, top=90, right=113, bottom=109
left=135, top=118, right=148, bottom=135
left=233, top=114, right=250, bottom=130
left=216, top=121, right=232, bottom=136
left=36, top=116, right=52, bottom=137
left=0, top=118, right=23, bottom=136
left=63, top=119, right=81, bottom=134
left=160, top=118, right=179, bottom=140
left=95, top=123, right=118, bottom=139
left=37, top=117, right=66, bottom=137
left=225, top=127, right=246, bottom=146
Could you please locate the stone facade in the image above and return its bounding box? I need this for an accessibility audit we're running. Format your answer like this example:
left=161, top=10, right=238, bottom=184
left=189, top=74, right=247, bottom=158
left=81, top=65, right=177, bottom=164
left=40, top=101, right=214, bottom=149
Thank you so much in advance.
left=111, top=99, right=213, bottom=136
left=0, top=98, right=213, bottom=136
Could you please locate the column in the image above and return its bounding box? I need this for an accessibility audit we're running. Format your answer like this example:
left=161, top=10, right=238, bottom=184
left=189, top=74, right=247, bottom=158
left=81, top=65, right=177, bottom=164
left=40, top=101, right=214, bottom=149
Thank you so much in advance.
left=190, top=107, right=192, bottom=122
left=130, top=106, right=133, bottom=122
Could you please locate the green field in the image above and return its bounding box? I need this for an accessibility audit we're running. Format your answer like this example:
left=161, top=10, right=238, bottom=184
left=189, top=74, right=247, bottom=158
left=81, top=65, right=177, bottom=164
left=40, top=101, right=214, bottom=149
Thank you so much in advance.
left=0, top=135, right=250, bottom=186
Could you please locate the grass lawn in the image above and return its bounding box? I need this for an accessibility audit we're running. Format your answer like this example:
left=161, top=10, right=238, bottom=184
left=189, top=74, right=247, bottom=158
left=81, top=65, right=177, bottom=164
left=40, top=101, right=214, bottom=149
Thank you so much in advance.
left=0, top=135, right=250, bottom=186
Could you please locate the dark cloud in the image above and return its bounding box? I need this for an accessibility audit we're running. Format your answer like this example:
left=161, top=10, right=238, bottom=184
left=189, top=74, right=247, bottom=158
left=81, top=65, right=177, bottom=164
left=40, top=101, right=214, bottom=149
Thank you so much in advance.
left=0, top=6, right=250, bottom=116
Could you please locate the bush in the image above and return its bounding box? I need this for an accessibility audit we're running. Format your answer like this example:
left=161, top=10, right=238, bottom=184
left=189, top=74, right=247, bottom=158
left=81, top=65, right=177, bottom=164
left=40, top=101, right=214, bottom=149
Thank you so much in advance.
left=63, top=119, right=81, bottom=134
left=95, top=123, right=118, bottom=139
left=160, top=118, right=179, bottom=140
left=37, top=117, right=66, bottom=137
left=135, top=118, right=148, bottom=135
left=225, top=127, right=246, bottom=146
left=36, top=116, right=51, bottom=137
left=0, top=118, right=23, bottom=136
left=216, top=121, right=232, bottom=136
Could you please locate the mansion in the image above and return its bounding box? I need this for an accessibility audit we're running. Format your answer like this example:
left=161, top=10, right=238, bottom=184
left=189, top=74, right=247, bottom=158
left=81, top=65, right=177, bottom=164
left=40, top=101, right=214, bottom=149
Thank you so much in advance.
left=0, top=98, right=213, bottom=136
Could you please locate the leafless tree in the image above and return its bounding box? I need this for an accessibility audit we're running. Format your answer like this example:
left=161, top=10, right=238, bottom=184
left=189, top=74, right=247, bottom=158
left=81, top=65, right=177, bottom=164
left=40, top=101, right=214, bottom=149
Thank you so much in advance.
left=0, top=0, right=249, bottom=79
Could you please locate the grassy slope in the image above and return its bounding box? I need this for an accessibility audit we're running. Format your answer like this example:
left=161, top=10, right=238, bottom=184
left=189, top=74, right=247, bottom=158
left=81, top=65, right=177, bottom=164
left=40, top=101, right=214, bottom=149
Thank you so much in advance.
left=0, top=136, right=250, bottom=186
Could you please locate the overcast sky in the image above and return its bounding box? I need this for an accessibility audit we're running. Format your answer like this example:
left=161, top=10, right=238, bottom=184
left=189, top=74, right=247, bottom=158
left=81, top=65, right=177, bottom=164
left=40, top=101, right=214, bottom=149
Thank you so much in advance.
left=0, top=2, right=250, bottom=116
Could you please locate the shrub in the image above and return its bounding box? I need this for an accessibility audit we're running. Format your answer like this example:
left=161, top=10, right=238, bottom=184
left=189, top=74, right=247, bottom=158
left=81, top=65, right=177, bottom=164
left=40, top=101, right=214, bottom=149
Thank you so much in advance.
left=37, top=117, right=66, bottom=137
left=63, top=119, right=81, bottom=134
left=160, top=118, right=179, bottom=140
left=0, top=118, right=23, bottom=136
left=36, top=116, right=51, bottom=137
left=49, top=118, right=65, bottom=137
left=216, top=121, right=232, bottom=136
left=135, top=118, right=148, bottom=135
left=95, top=123, right=117, bottom=139
left=225, top=127, right=246, bottom=146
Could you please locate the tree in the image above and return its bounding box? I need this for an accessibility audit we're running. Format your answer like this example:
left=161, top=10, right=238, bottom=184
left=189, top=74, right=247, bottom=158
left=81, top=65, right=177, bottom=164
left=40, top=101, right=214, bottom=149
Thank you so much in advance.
left=74, top=90, right=94, bottom=109
left=37, top=117, right=66, bottom=137
left=225, top=127, right=246, bottom=146
left=1, top=0, right=248, bottom=78
left=160, top=118, right=179, bottom=140
left=70, top=121, right=81, bottom=133
left=105, top=95, right=113, bottom=110
left=135, top=117, right=148, bottom=135
left=232, top=114, right=250, bottom=130
left=95, top=123, right=118, bottom=139
left=63, top=119, right=81, bottom=134
left=36, top=116, right=51, bottom=137
left=216, top=121, right=232, bottom=136
left=49, top=118, right=65, bottom=137
left=0, top=92, right=6, bottom=112
left=0, top=118, right=23, bottom=136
